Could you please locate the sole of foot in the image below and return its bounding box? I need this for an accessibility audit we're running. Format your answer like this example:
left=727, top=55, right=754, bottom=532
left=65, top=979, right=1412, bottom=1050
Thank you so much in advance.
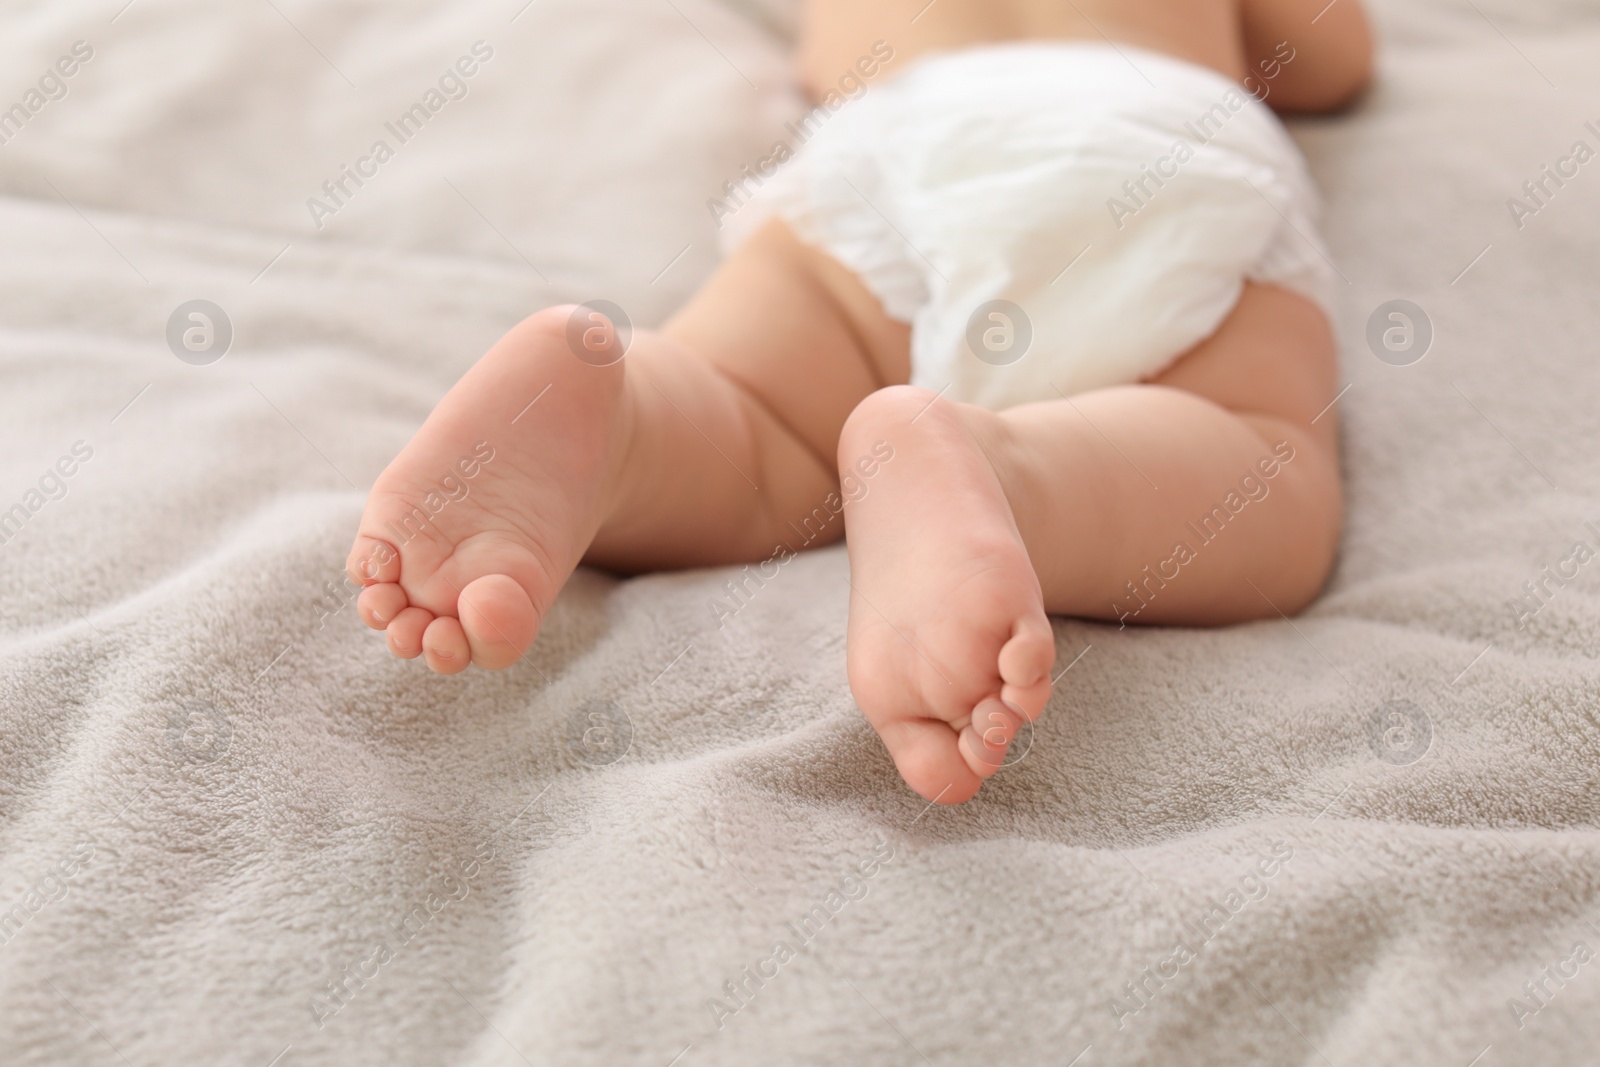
left=345, top=305, right=628, bottom=672
left=838, top=385, right=1056, bottom=804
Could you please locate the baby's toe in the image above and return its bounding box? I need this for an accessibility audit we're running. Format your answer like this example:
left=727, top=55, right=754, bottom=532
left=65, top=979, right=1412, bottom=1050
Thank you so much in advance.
left=998, top=622, right=1054, bottom=723
left=881, top=717, right=982, bottom=805
left=358, top=583, right=409, bottom=630
left=958, top=697, right=1024, bottom=779
left=999, top=620, right=1055, bottom=692
left=459, top=574, right=538, bottom=670
left=1001, top=675, right=1052, bottom=725
left=422, top=616, right=470, bottom=675
left=386, top=606, right=434, bottom=659
left=347, top=535, right=402, bottom=585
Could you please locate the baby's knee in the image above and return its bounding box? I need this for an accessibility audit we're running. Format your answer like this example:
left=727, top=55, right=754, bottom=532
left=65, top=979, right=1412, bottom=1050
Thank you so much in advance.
left=1246, top=418, right=1343, bottom=611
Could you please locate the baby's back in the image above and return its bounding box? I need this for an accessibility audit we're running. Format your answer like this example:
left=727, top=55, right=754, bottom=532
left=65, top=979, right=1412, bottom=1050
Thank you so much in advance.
left=799, top=0, right=1246, bottom=97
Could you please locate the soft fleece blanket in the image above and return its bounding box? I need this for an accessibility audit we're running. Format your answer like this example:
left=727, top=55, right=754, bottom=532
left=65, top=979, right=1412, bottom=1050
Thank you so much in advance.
left=2, top=0, right=1598, bottom=1064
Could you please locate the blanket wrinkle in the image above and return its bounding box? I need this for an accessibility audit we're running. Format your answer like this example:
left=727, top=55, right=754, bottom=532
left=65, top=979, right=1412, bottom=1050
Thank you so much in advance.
left=2, top=1, right=1599, bottom=1065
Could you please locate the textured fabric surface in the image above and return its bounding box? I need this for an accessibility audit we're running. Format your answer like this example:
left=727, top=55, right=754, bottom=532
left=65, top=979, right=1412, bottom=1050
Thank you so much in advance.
left=1, top=1, right=1598, bottom=1065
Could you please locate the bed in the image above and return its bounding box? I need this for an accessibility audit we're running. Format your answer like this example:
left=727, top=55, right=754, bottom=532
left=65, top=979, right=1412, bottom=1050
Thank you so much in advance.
left=2, top=0, right=1597, bottom=1063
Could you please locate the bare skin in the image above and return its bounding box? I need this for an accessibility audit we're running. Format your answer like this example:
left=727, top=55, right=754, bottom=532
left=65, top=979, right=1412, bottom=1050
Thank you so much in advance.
left=348, top=0, right=1374, bottom=804
left=800, top=0, right=1373, bottom=112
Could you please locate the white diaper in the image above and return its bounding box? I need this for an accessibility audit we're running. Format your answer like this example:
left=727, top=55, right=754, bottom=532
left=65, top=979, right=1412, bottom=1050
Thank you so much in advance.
left=718, top=42, right=1335, bottom=410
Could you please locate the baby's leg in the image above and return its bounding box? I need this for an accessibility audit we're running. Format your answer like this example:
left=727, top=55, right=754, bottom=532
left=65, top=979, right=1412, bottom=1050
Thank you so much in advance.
left=840, top=283, right=1342, bottom=803
left=589, top=219, right=908, bottom=572
left=345, top=221, right=897, bottom=671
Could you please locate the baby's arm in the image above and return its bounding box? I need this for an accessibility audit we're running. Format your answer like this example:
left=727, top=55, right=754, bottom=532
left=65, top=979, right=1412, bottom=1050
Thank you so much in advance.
left=1241, top=0, right=1374, bottom=113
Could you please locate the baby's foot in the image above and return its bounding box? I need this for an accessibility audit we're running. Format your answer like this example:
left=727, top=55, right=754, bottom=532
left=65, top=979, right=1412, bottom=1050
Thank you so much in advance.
left=839, top=387, right=1056, bottom=804
left=346, top=306, right=627, bottom=672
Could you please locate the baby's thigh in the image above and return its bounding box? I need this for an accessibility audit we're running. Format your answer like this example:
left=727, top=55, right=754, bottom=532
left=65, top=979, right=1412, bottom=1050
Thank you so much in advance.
left=1145, top=282, right=1342, bottom=449
left=662, top=219, right=911, bottom=463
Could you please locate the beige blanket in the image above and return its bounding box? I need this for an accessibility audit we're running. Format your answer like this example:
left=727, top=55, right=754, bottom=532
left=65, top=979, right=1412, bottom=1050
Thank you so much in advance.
left=2, top=0, right=1598, bottom=1063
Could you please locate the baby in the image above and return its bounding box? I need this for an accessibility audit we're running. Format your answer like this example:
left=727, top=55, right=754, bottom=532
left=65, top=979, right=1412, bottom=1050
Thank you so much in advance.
left=346, top=0, right=1373, bottom=804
